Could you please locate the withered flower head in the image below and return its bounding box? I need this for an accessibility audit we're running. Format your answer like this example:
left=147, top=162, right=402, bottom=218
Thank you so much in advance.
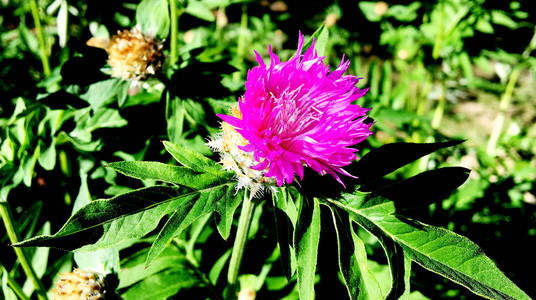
left=88, top=26, right=164, bottom=80
left=52, top=268, right=105, bottom=300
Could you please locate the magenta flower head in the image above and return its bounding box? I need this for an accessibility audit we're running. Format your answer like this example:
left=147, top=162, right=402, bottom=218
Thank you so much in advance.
left=208, top=33, right=372, bottom=196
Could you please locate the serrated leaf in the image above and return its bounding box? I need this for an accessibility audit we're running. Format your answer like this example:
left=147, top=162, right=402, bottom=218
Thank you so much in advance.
left=119, top=246, right=189, bottom=289
left=329, top=207, right=383, bottom=300
left=145, top=182, right=241, bottom=266
left=328, top=197, right=531, bottom=300
left=136, top=0, right=170, bottom=39
left=107, top=161, right=224, bottom=189
left=294, top=197, right=321, bottom=299
left=13, top=186, right=189, bottom=251
left=163, top=140, right=222, bottom=175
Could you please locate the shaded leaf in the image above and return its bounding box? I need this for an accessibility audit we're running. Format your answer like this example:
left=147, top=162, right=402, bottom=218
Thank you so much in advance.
left=377, top=167, right=470, bottom=211
left=272, top=187, right=299, bottom=280
left=328, top=196, right=531, bottom=300
left=348, top=140, right=464, bottom=185
left=294, top=197, right=321, bottom=299
left=136, top=0, right=170, bottom=39
left=329, top=207, right=383, bottom=300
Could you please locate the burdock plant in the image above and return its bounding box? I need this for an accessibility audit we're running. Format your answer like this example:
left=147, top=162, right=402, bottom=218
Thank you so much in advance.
left=15, top=33, right=530, bottom=300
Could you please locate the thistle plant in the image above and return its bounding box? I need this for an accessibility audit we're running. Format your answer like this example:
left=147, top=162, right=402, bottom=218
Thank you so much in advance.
left=14, top=32, right=530, bottom=300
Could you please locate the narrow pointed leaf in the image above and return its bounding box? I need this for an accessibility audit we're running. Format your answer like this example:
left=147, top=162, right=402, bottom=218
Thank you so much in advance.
left=163, top=141, right=222, bottom=175
left=328, top=196, right=531, bottom=300
left=294, top=197, right=321, bottom=299
left=145, top=183, right=242, bottom=266
left=13, top=186, right=188, bottom=251
left=107, top=161, right=224, bottom=189
left=273, top=187, right=299, bottom=280
left=350, top=215, right=411, bottom=299
left=329, top=207, right=383, bottom=300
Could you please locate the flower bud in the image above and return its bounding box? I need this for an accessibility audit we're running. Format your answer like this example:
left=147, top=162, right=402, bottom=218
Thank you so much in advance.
left=52, top=268, right=105, bottom=300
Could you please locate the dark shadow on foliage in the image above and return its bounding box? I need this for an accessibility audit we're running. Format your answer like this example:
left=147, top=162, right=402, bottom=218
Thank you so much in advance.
left=348, top=140, right=464, bottom=186
left=168, top=48, right=237, bottom=100
left=37, top=90, right=89, bottom=110
left=61, top=46, right=108, bottom=88
left=377, top=167, right=471, bottom=211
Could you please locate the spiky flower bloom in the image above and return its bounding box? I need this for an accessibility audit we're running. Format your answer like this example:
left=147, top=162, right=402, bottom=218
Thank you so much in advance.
left=88, top=26, right=163, bottom=80
left=51, top=268, right=105, bottom=300
left=209, top=33, right=372, bottom=195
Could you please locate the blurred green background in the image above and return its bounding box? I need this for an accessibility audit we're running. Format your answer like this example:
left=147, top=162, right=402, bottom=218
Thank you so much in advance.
left=1, top=0, right=535, bottom=299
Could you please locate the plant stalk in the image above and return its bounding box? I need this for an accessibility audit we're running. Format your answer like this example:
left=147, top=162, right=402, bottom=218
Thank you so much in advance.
left=486, top=67, right=520, bottom=155
left=226, top=192, right=255, bottom=300
left=29, top=0, right=51, bottom=76
left=169, top=0, right=181, bottom=67
left=0, top=202, right=48, bottom=300
left=486, top=26, right=536, bottom=156
left=232, top=4, right=248, bottom=82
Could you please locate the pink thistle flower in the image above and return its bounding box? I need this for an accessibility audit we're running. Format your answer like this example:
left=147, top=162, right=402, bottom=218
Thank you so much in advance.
left=212, top=33, right=372, bottom=190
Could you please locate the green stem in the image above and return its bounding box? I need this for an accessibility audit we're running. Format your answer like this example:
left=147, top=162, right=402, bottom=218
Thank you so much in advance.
left=169, top=0, right=181, bottom=67
left=232, top=4, right=248, bottom=82
left=226, top=192, right=255, bottom=300
left=29, top=0, right=51, bottom=76
left=432, top=1, right=444, bottom=60
left=0, top=202, right=48, bottom=300
left=486, top=68, right=520, bottom=155
left=431, top=86, right=445, bottom=130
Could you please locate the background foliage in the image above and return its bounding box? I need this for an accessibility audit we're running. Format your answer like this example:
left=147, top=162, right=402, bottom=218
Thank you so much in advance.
left=1, top=0, right=535, bottom=299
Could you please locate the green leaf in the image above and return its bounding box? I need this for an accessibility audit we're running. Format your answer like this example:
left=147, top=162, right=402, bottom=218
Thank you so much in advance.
left=329, top=207, right=383, bottom=300
left=13, top=186, right=189, bottom=251
left=294, top=197, right=321, bottom=299
left=145, top=184, right=226, bottom=266
left=303, top=24, right=326, bottom=54
left=314, top=25, right=329, bottom=57
left=121, top=269, right=199, bottom=300
left=329, top=197, right=531, bottom=300
left=163, top=140, right=222, bottom=175
left=185, top=0, right=216, bottom=22
left=81, top=79, right=129, bottom=108
left=107, top=161, right=224, bottom=189
left=136, top=0, right=171, bottom=39
left=208, top=249, right=231, bottom=285
left=37, top=139, right=56, bottom=171
left=1, top=266, right=17, bottom=300
left=272, top=187, right=299, bottom=280
left=22, top=222, right=50, bottom=296
left=119, top=246, right=190, bottom=289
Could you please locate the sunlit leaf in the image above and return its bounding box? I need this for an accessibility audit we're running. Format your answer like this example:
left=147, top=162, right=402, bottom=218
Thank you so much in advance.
left=294, top=197, right=320, bottom=299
